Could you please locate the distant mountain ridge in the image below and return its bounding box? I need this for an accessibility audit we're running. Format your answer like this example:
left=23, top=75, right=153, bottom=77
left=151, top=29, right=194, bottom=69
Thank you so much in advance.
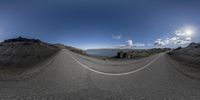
left=187, top=42, right=200, bottom=48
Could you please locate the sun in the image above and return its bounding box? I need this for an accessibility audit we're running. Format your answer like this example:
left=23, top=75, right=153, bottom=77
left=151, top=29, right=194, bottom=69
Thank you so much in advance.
left=185, top=29, right=193, bottom=36
left=182, top=25, right=197, bottom=37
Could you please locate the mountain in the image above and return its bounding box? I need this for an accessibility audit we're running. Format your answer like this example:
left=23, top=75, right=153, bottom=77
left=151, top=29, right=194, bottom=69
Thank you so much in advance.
left=187, top=42, right=200, bottom=49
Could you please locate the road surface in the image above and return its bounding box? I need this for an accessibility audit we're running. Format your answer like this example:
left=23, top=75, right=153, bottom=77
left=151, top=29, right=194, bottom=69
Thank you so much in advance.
left=0, top=49, right=200, bottom=100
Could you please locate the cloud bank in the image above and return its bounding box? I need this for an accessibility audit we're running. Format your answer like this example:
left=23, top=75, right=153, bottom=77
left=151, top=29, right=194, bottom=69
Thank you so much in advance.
left=119, top=39, right=145, bottom=49
left=154, top=30, right=192, bottom=46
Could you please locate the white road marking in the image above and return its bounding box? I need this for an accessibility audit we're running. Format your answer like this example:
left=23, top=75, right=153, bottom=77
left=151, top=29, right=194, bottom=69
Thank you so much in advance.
left=70, top=53, right=161, bottom=76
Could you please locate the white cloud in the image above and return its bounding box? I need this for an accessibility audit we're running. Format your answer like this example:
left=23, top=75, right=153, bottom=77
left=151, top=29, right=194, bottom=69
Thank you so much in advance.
left=127, top=39, right=133, bottom=46
left=185, top=37, right=192, bottom=41
left=154, top=38, right=166, bottom=46
left=134, top=43, right=145, bottom=47
left=112, top=34, right=122, bottom=39
left=118, top=39, right=145, bottom=49
left=175, top=30, right=185, bottom=36
left=154, top=30, right=192, bottom=46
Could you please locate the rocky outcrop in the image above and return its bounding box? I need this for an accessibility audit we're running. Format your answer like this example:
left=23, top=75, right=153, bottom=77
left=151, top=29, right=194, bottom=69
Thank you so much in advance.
left=116, top=48, right=171, bottom=59
left=117, top=51, right=135, bottom=59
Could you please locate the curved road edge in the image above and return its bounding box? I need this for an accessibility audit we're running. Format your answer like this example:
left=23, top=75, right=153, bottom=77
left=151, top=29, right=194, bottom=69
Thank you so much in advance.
left=70, top=52, right=162, bottom=76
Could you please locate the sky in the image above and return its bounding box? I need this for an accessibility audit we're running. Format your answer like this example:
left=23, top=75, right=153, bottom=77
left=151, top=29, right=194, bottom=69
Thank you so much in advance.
left=0, top=0, right=200, bottom=50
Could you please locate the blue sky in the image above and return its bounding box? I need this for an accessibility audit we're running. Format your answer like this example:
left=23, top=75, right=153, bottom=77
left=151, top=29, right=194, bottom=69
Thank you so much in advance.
left=0, top=0, right=200, bottom=49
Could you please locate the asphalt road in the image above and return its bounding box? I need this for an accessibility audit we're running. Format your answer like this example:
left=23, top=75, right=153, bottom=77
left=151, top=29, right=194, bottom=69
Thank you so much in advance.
left=0, top=49, right=200, bottom=100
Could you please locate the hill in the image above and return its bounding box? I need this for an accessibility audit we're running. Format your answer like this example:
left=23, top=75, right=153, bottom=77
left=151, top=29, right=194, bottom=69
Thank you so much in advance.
left=0, top=37, right=60, bottom=75
left=168, top=42, right=200, bottom=68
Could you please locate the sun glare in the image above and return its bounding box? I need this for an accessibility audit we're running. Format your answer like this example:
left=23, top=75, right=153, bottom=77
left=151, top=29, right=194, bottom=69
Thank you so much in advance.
left=182, top=25, right=197, bottom=37
left=185, top=29, right=193, bottom=36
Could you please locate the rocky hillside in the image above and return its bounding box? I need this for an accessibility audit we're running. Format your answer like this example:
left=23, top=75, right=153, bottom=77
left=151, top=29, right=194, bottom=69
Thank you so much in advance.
left=168, top=43, right=200, bottom=68
left=116, top=48, right=171, bottom=59
left=0, top=37, right=60, bottom=74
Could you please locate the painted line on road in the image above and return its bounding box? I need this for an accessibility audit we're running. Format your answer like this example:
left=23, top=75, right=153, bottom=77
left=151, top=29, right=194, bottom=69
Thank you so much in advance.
left=70, top=53, right=161, bottom=76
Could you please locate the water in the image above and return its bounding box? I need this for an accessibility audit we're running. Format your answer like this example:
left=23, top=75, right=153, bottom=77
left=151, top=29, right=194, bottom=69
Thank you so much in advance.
left=86, top=49, right=120, bottom=57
